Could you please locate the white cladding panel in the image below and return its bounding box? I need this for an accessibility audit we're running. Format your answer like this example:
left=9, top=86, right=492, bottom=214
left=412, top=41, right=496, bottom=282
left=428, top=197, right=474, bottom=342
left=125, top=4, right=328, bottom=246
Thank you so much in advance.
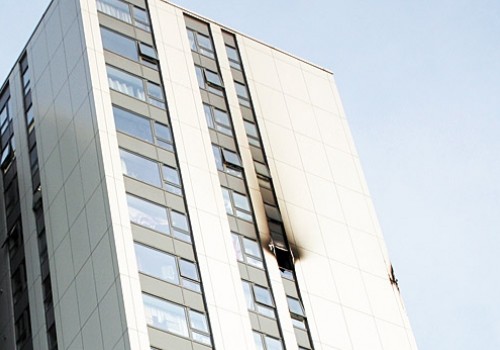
left=238, top=35, right=417, bottom=350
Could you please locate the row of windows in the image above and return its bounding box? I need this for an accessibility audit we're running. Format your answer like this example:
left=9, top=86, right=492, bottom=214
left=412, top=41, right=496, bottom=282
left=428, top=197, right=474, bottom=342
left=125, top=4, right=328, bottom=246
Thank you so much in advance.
left=101, top=26, right=158, bottom=69
left=107, top=65, right=166, bottom=109
left=135, top=242, right=201, bottom=293
left=127, top=193, right=191, bottom=243
left=113, top=105, right=174, bottom=151
left=96, top=0, right=151, bottom=32
left=143, top=293, right=211, bottom=346
left=120, top=148, right=182, bottom=195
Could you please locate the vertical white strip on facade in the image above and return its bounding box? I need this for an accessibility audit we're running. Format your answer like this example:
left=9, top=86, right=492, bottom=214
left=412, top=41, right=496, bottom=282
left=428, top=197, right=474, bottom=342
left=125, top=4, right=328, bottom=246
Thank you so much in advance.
left=239, top=35, right=417, bottom=350
left=148, top=2, right=257, bottom=349
left=211, top=25, right=299, bottom=350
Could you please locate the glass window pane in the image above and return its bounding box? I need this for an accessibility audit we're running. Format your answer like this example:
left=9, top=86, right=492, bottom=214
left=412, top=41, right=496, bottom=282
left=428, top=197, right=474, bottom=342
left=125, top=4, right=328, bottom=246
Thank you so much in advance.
left=234, top=81, right=249, bottom=99
left=213, top=108, right=231, bottom=127
left=253, top=285, right=273, bottom=306
left=170, top=211, right=188, bottom=231
left=253, top=332, right=264, bottom=350
left=196, top=33, right=213, bottom=52
left=287, top=297, right=305, bottom=316
left=244, top=121, right=259, bottom=138
left=139, top=43, right=157, bottom=59
left=162, top=166, right=180, bottom=186
left=187, top=29, right=197, bottom=51
left=233, top=192, right=250, bottom=211
left=179, top=260, right=199, bottom=281
left=147, top=82, right=164, bottom=100
left=126, top=194, right=169, bottom=234
left=192, top=331, right=211, bottom=345
left=242, top=238, right=262, bottom=259
left=100, top=27, right=138, bottom=61
left=195, top=66, right=205, bottom=89
left=205, top=70, right=222, bottom=86
left=225, top=46, right=240, bottom=63
left=134, top=243, right=178, bottom=284
left=154, top=123, right=173, bottom=143
left=221, top=188, right=233, bottom=215
left=113, top=106, right=153, bottom=142
left=203, top=104, right=214, bottom=128
left=189, top=310, right=208, bottom=332
left=222, top=149, right=242, bottom=167
left=242, top=281, right=255, bottom=310
left=107, top=66, right=145, bottom=101
left=96, top=0, right=132, bottom=24
left=142, top=294, right=188, bottom=336
left=212, top=145, right=223, bottom=171
left=231, top=234, right=243, bottom=261
left=133, top=7, right=150, bottom=31
left=120, top=149, right=161, bottom=187
left=265, top=337, right=283, bottom=350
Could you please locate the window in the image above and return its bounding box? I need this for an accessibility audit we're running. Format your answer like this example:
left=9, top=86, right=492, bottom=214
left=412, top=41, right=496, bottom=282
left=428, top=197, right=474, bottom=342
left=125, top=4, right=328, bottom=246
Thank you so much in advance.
left=187, top=28, right=215, bottom=58
left=179, top=259, right=201, bottom=293
left=142, top=293, right=211, bottom=345
left=225, top=45, right=242, bottom=70
left=134, top=243, right=201, bottom=292
left=135, top=242, right=178, bottom=283
left=106, top=66, right=165, bottom=108
left=0, top=101, right=11, bottom=134
left=127, top=194, right=170, bottom=234
left=212, top=145, right=242, bottom=177
left=253, top=332, right=283, bottom=350
left=113, top=106, right=153, bottom=143
left=242, top=281, right=275, bottom=319
left=203, top=103, right=232, bottom=135
left=221, top=187, right=252, bottom=221
left=113, top=105, right=175, bottom=151
left=101, top=27, right=138, bottom=61
left=154, top=123, right=174, bottom=151
left=287, top=297, right=307, bottom=329
left=162, top=165, right=182, bottom=195
left=96, top=0, right=151, bottom=32
left=244, top=120, right=261, bottom=147
left=195, top=66, right=223, bottom=96
left=100, top=27, right=159, bottom=69
left=126, top=194, right=191, bottom=242
left=231, top=233, right=264, bottom=268
left=120, top=149, right=161, bottom=187
left=234, top=81, right=251, bottom=107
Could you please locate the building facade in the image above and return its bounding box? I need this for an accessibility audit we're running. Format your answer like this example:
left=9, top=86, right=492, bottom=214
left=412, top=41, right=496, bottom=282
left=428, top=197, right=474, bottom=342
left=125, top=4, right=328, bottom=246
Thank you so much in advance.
left=0, top=0, right=417, bottom=349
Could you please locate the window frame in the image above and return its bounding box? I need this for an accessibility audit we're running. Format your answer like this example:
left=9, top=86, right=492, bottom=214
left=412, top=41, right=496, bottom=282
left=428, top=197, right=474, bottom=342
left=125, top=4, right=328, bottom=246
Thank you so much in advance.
left=242, top=280, right=276, bottom=319
left=195, top=65, right=224, bottom=96
left=231, top=233, right=264, bottom=268
left=221, top=187, right=253, bottom=222
left=187, top=28, right=215, bottom=58
left=212, top=145, right=243, bottom=178
left=96, top=0, right=151, bottom=32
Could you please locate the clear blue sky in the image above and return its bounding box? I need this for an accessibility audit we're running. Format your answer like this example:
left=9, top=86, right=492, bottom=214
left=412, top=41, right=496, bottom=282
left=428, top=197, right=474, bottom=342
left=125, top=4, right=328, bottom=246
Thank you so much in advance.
left=1, top=1, right=499, bottom=349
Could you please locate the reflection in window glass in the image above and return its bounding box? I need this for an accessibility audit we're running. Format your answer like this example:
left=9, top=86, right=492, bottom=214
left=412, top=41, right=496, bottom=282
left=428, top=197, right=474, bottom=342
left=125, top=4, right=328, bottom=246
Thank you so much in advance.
left=189, top=310, right=209, bottom=333
left=120, top=149, right=161, bottom=187
left=253, top=285, right=274, bottom=306
left=234, top=81, right=251, bottom=107
left=170, top=211, right=190, bottom=242
left=244, top=120, right=260, bottom=147
left=126, top=194, right=169, bottom=234
left=162, top=165, right=182, bottom=195
left=287, top=297, right=305, bottom=316
left=212, top=145, right=223, bottom=171
left=147, top=82, right=165, bottom=109
left=187, top=28, right=215, bottom=58
left=253, top=332, right=265, bottom=350
left=233, top=192, right=251, bottom=211
left=133, top=6, right=151, bottom=31
left=242, top=281, right=255, bottom=310
left=113, top=106, right=153, bottom=142
left=231, top=234, right=244, bottom=261
left=221, top=188, right=234, bottom=215
left=134, top=243, right=178, bottom=284
left=203, top=104, right=232, bottom=135
left=154, top=123, right=174, bottom=151
left=179, top=260, right=199, bottom=281
left=107, top=66, right=145, bottom=101
left=143, top=294, right=188, bottom=336
left=205, top=70, right=222, bottom=87
left=100, top=27, right=138, bottom=61
left=96, top=0, right=132, bottom=24
left=225, top=45, right=241, bottom=70
left=265, top=337, right=283, bottom=350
